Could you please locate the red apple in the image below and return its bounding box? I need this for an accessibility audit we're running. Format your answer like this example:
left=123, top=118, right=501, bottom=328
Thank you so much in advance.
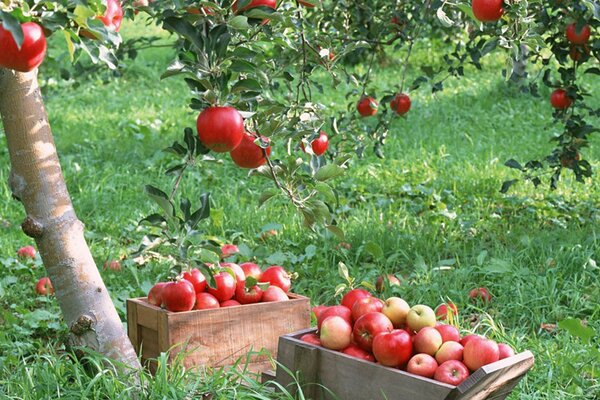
left=320, top=316, right=353, bottom=350
left=260, top=265, right=291, bottom=292
left=35, top=277, right=54, bottom=296
left=221, top=262, right=245, bottom=285
left=341, top=344, right=376, bottom=362
left=235, top=281, right=263, bottom=304
left=351, top=296, right=385, bottom=322
left=435, top=302, right=458, bottom=320
left=382, top=296, right=410, bottom=328
left=162, top=280, right=196, bottom=312
left=300, top=333, right=321, bottom=346
left=341, top=288, right=372, bottom=310
left=498, top=343, right=515, bottom=360
left=182, top=268, right=207, bottom=293
left=406, top=353, right=438, bottom=378
left=413, top=326, right=443, bottom=356
left=220, top=299, right=241, bottom=307
left=17, top=245, right=36, bottom=260
left=147, top=282, right=168, bottom=307
left=435, top=341, right=464, bottom=364
left=0, top=22, right=47, bottom=73
left=468, top=287, right=492, bottom=303
left=357, top=96, right=379, bottom=117
left=196, top=106, right=245, bottom=153
left=372, top=329, right=413, bottom=367
left=434, top=360, right=470, bottom=386
left=460, top=334, right=482, bottom=347
left=317, top=305, right=352, bottom=331
left=406, top=304, right=437, bottom=332
left=262, top=285, right=289, bottom=302
left=550, top=89, right=573, bottom=110
left=566, top=23, right=591, bottom=45
left=221, top=244, right=240, bottom=258
left=353, top=312, right=394, bottom=352
left=471, top=0, right=503, bottom=23
left=103, top=260, right=121, bottom=271
left=312, top=305, right=328, bottom=320
left=195, top=292, right=220, bottom=310
left=390, top=93, right=411, bottom=116
left=375, top=274, right=401, bottom=292
left=435, top=324, right=461, bottom=343
left=309, top=131, right=329, bottom=156
left=240, top=262, right=262, bottom=280
left=230, top=132, right=271, bottom=169
left=463, top=338, right=500, bottom=371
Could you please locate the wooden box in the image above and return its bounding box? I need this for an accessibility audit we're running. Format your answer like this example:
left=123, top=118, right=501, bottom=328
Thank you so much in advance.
left=269, top=328, right=534, bottom=400
left=126, top=294, right=311, bottom=372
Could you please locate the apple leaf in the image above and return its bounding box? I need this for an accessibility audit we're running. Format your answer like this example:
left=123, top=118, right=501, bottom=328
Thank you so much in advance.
left=364, top=241, right=383, bottom=260
left=558, top=318, right=596, bottom=343
left=0, top=12, right=23, bottom=48
left=314, top=164, right=344, bottom=181
left=326, top=225, right=344, bottom=240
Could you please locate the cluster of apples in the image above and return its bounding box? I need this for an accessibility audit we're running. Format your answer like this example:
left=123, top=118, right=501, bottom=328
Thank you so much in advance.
left=146, top=255, right=292, bottom=312
left=302, top=288, right=515, bottom=386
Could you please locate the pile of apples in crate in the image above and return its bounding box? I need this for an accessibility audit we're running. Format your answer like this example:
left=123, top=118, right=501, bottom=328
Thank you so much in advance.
left=146, top=260, right=292, bottom=312
left=303, top=287, right=515, bottom=386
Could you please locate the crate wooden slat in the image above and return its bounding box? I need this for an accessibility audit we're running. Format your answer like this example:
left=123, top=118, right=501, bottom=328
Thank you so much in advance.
left=271, top=328, right=534, bottom=400
left=127, top=294, right=311, bottom=373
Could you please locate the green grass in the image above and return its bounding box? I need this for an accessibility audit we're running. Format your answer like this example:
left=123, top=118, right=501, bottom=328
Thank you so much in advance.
left=1, top=19, right=599, bottom=399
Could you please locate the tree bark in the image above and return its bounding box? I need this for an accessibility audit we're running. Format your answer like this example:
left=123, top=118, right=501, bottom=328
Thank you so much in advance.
left=0, top=68, right=140, bottom=370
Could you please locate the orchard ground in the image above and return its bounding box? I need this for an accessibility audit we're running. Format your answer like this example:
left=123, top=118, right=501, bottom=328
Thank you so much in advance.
left=1, top=20, right=599, bottom=399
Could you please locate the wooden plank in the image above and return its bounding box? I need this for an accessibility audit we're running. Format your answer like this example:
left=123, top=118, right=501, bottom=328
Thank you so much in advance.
left=126, top=299, right=139, bottom=354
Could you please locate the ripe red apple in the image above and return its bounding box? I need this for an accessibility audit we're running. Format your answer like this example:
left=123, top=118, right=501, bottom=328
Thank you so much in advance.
left=372, top=329, right=413, bottom=367
left=221, top=262, right=245, bottom=285
left=260, top=266, right=291, bottom=292
left=341, top=288, right=372, bottom=310
left=498, top=343, right=515, bottom=360
left=413, top=327, right=443, bottom=356
left=206, top=271, right=236, bottom=302
left=262, top=285, right=289, bottom=302
left=221, top=244, right=240, bottom=258
left=312, top=305, right=328, bottom=320
left=235, top=282, right=263, bottom=304
left=309, top=131, right=329, bottom=156
left=434, top=360, right=470, bottom=386
left=17, top=245, right=37, bottom=260
left=357, top=96, right=379, bottom=117
left=182, top=268, right=207, bottom=293
left=436, top=341, right=464, bottom=364
left=460, top=334, right=482, bottom=347
left=390, top=93, right=411, bottom=116
left=196, top=106, right=245, bottom=152
left=463, top=338, right=500, bottom=371
left=341, top=344, right=376, bottom=362
left=375, top=274, right=401, bottom=292
left=195, top=292, right=220, bottom=310
left=407, top=353, right=438, bottom=378
left=35, top=277, right=54, bottom=296
left=320, top=316, right=353, bottom=350
left=406, top=304, right=437, bottom=332
left=300, top=333, right=321, bottom=346
left=0, top=22, right=47, bottom=72
left=435, top=324, right=461, bottom=343
left=566, top=23, right=591, bottom=45
left=162, top=280, right=196, bottom=312
left=240, top=262, right=262, bottom=280
left=147, top=282, right=168, bottom=307
left=435, top=302, right=458, bottom=320
left=550, top=89, right=573, bottom=110
left=382, top=296, right=410, bottom=328
left=103, top=260, right=121, bottom=271
left=353, top=312, right=394, bottom=352
left=220, top=299, right=241, bottom=307
left=351, top=297, right=385, bottom=322
left=317, top=305, right=352, bottom=331
left=468, top=287, right=492, bottom=303
left=569, top=45, right=590, bottom=62
left=471, top=0, right=503, bottom=23
left=230, top=133, right=271, bottom=169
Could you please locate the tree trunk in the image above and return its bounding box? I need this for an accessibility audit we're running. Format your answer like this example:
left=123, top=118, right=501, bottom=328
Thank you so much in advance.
left=0, top=68, right=140, bottom=370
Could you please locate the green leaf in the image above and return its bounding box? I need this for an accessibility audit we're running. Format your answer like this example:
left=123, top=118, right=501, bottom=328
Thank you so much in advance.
left=189, top=193, right=211, bottom=229
left=558, top=318, right=596, bottom=343
left=194, top=248, right=220, bottom=265
left=231, top=78, right=262, bottom=93
left=326, top=225, right=345, bottom=240
left=315, top=182, right=336, bottom=204
left=500, top=179, right=518, bottom=194
left=364, top=242, right=384, bottom=259
left=338, top=262, right=350, bottom=281
left=144, top=185, right=175, bottom=218
left=258, top=188, right=279, bottom=207
left=314, top=164, right=345, bottom=181
left=0, top=12, right=23, bottom=48
left=228, top=15, right=250, bottom=30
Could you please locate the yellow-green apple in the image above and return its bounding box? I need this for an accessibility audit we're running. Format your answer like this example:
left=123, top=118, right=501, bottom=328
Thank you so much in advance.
left=463, top=338, right=499, bottom=371
left=434, top=360, right=470, bottom=386
left=460, top=334, right=482, bottom=347
left=262, top=285, right=289, bottom=302
left=406, top=353, right=438, bottom=378
left=300, top=333, right=321, bottom=346
left=341, top=288, right=372, bottom=310
left=413, top=326, right=443, bottom=356
left=498, top=343, right=515, bottom=360
left=435, top=341, right=464, bottom=364
left=375, top=274, right=401, bottom=292
left=317, top=305, right=352, bottom=330
left=406, top=304, right=436, bottom=332
left=435, top=302, right=458, bottom=320
left=353, top=312, right=394, bottom=352
left=320, top=316, right=353, bottom=350
left=435, top=324, right=461, bottom=343
left=342, top=344, right=376, bottom=362
left=351, top=297, right=385, bottom=321
left=372, top=329, right=413, bottom=367
left=382, top=297, right=410, bottom=328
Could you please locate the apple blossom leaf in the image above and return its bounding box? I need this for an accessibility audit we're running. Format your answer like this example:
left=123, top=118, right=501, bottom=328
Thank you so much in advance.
left=558, top=318, right=596, bottom=343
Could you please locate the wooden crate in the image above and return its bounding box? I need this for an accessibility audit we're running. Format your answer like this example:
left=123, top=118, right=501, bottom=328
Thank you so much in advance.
left=126, top=294, right=311, bottom=372
left=268, top=328, right=534, bottom=400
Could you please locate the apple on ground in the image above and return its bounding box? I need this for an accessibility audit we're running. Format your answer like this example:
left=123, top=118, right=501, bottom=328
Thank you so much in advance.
left=435, top=302, right=458, bottom=320
left=317, top=305, right=352, bottom=330
left=341, top=288, right=372, bottom=310
left=468, top=287, right=492, bottom=303
left=498, top=343, right=515, bottom=360
left=300, top=333, right=321, bottom=346
left=413, top=326, right=443, bottom=356
left=320, top=316, right=353, bottom=350
left=35, top=277, right=54, bottom=296
left=353, top=312, right=394, bottom=352
left=375, top=274, right=401, bottom=292
left=435, top=341, right=464, bottom=364
left=17, top=245, right=37, bottom=260
left=406, top=353, right=438, bottom=378
left=434, top=360, right=470, bottom=386
left=351, top=296, right=385, bottom=322
left=372, top=329, right=413, bottom=367
left=435, top=324, right=461, bottom=343
left=382, top=296, right=410, bottom=328
left=463, top=338, right=500, bottom=371
left=341, top=344, right=376, bottom=362
left=406, top=304, right=437, bottom=332
left=103, top=260, right=121, bottom=271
